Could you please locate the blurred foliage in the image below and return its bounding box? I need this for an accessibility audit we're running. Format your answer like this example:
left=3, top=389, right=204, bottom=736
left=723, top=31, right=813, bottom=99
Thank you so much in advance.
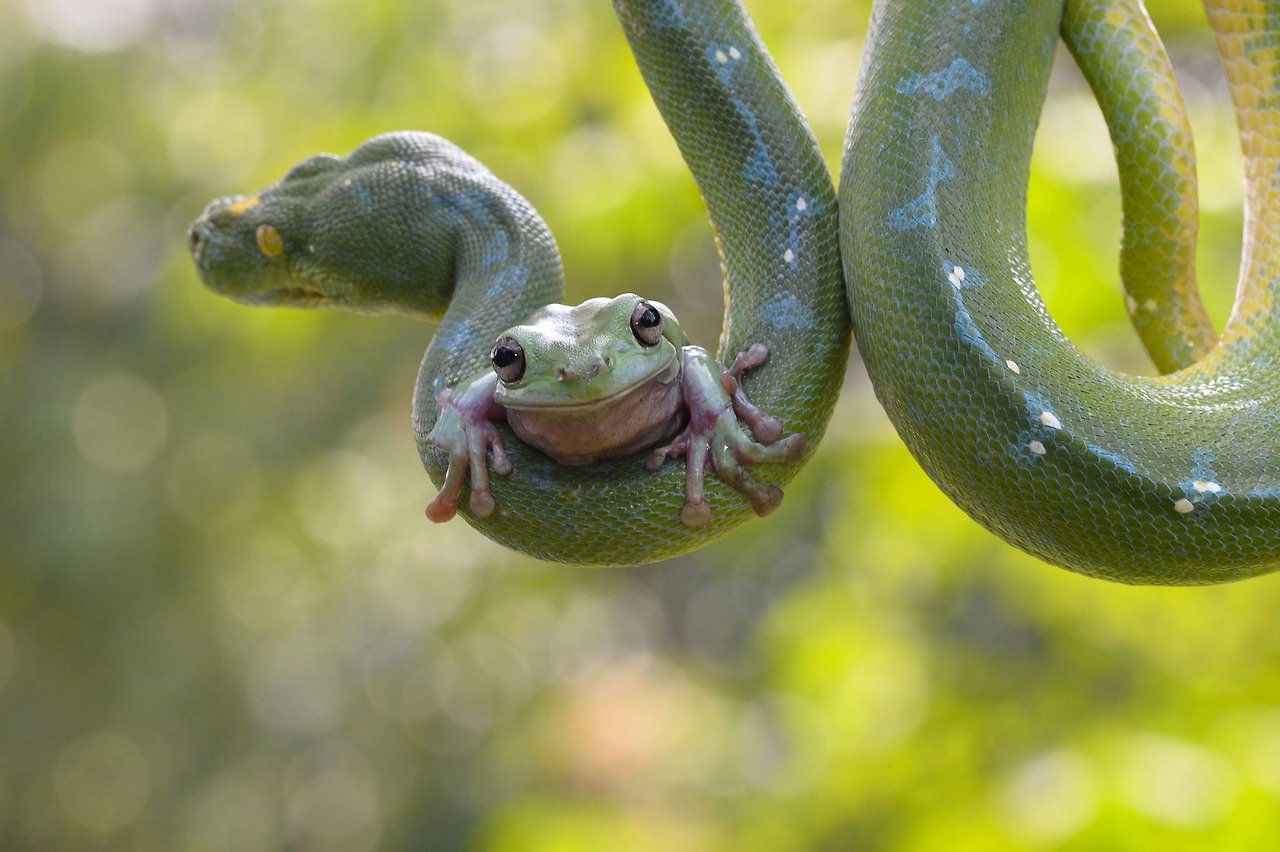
left=2, top=0, right=1279, bottom=849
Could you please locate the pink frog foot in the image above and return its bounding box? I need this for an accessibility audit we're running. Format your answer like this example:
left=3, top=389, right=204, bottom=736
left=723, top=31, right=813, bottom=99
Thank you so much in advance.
left=424, top=372, right=511, bottom=523
left=646, top=344, right=806, bottom=528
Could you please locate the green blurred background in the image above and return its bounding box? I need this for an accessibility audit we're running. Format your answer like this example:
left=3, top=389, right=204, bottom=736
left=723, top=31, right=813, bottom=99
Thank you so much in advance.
left=3, top=0, right=1279, bottom=848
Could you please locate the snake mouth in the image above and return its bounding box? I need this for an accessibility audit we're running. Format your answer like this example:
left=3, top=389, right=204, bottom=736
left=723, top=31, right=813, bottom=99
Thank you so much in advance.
left=239, top=287, right=339, bottom=307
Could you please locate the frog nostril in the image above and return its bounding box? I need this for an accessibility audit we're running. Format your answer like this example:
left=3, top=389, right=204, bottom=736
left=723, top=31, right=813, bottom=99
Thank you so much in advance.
left=561, top=361, right=607, bottom=381
left=187, top=224, right=205, bottom=256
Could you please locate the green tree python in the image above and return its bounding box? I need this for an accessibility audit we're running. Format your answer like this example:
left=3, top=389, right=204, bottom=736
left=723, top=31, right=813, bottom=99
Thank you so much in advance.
left=189, top=0, right=1280, bottom=584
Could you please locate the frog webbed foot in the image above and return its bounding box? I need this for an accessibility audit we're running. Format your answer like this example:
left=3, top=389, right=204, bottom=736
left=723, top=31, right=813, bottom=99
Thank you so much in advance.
left=646, top=344, right=806, bottom=528
left=425, top=373, right=512, bottom=523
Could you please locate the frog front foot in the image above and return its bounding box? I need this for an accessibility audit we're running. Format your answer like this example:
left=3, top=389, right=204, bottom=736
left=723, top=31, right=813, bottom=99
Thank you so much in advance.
left=646, top=343, right=806, bottom=528
left=425, top=372, right=511, bottom=523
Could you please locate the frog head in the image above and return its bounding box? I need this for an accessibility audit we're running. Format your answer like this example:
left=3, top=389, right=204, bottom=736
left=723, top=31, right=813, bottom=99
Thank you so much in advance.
left=491, top=294, right=690, bottom=465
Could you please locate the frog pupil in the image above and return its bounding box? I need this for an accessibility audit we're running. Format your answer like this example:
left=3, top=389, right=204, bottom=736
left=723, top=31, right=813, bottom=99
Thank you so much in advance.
left=630, top=302, right=664, bottom=347
left=493, top=346, right=518, bottom=367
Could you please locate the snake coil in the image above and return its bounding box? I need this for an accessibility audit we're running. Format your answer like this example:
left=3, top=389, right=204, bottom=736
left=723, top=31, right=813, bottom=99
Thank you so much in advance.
left=194, top=0, right=1280, bottom=582
left=843, top=0, right=1280, bottom=583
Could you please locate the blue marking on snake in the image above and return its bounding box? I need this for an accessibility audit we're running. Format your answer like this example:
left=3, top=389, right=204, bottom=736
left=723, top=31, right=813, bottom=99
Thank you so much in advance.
left=889, top=137, right=956, bottom=231
left=1085, top=443, right=1141, bottom=477
left=486, top=264, right=528, bottom=300
left=739, top=106, right=781, bottom=186
left=707, top=43, right=743, bottom=83
left=483, top=230, right=510, bottom=266
left=1180, top=449, right=1224, bottom=509
left=953, top=296, right=999, bottom=365
left=432, top=189, right=493, bottom=228
left=943, top=259, right=989, bottom=289
left=764, top=294, right=817, bottom=330
left=1022, top=390, right=1060, bottom=439
left=350, top=181, right=374, bottom=218
left=897, top=58, right=990, bottom=101
left=441, top=317, right=477, bottom=355
left=699, top=33, right=778, bottom=189
left=645, top=0, right=687, bottom=28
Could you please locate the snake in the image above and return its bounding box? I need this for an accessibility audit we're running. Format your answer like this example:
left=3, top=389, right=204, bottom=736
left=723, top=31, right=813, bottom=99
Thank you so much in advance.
left=189, top=0, right=1280, bottom=583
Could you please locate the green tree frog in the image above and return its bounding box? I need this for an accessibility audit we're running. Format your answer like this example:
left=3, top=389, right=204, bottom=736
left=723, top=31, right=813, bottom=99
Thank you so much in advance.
left=426, top=294, right=806, bottom=527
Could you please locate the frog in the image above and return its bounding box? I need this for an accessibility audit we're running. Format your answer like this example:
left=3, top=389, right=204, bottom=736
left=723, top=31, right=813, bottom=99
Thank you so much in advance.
left=426, top=293, right=806, bottom=528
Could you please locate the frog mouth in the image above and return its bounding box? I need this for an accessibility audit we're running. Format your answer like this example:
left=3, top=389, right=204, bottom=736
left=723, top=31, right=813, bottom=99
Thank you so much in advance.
left=502, top=360, right=680, bottom=412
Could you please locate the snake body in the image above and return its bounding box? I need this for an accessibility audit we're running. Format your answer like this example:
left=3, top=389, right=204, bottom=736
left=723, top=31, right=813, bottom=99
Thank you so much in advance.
left=844, top=0, right=1280, bottom=583
left=192, top=0, right=1280, bottom=582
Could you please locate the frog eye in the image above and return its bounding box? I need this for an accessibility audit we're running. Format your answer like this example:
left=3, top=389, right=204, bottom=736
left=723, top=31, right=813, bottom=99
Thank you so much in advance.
left=491, top=336, right=526, bottom=383
left=255, top=223, right=284, bottom=258
left=630, top=301, right=663, bottom=347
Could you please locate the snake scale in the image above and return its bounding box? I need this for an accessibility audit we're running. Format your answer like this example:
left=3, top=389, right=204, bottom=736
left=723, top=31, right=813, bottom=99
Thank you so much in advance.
left=190, top=0, right=1280, bottom=583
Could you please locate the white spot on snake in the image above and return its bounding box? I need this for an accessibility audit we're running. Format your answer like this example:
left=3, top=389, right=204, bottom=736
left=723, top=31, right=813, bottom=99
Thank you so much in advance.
left=1040, top=411, right=1061, bottom=430
left=1125, top=295, right=1138, bottom=314
left=948, top=265, right=966, bottom=288
left=729, top=46, right=741, bottom=60
left=1173, top=498, right=1195, bottom=514
left=715, top=49, right=728, bottom=64
left=795, top=197, right=808, bottom=211
left=784, top=248, right=796, bottom=264
left=1028, top=440, right=1046, bottom=455
left=1193, top=480, right=1221, bottom=494
left=1143, top=298, right=1158, bottom=312
left=1006, top=359, right=1021, bottom=374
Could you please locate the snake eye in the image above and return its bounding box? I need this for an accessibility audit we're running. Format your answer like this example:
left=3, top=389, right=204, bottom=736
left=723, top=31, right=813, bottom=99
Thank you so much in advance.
left=255, top=223, right=284, bottom=258
left=491, top=336, right=526, bottom=383
left=630, top=301, right=663, bottom=347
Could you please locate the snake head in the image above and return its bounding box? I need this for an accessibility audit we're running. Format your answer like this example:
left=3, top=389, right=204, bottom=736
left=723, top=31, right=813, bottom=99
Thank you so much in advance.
left=188, top=154, right=349, bottom=309
left=188, top=134, right=486, bottom=317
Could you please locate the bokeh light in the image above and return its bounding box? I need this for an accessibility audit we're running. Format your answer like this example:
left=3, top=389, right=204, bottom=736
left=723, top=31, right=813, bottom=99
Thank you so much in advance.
left=72, top=371, right=169, bottom=473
